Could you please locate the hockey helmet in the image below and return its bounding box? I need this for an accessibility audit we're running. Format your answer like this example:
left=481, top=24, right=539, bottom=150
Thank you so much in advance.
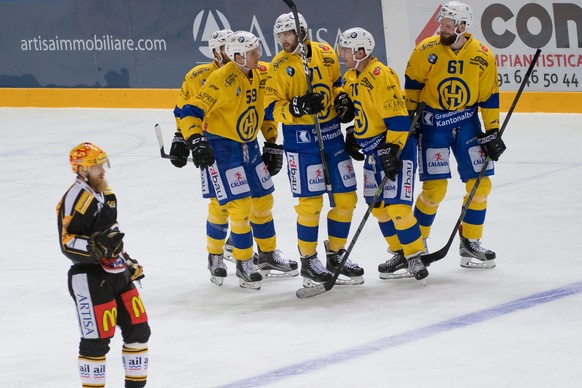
left=69, top=142, right=109, bottom=174
left=225, top=31, right=261, bottom=63
left=208, top=29, right=233, bottom=53
left=273, top=12, right=308, bottom=40
left=336, top=27, right=375, bottom=57
left=436, top=1, right=473, bottom=30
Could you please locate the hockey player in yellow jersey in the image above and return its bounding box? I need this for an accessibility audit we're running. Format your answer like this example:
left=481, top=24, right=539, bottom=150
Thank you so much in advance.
left=171, top=30, right=296, bottom=286
left=180, top=31, right=296, bottom=290
left=336, top=27, right=428, bottom=281
left=405, top=1, right=506, bottom=269
left=265, top=12, right=364, bottom=287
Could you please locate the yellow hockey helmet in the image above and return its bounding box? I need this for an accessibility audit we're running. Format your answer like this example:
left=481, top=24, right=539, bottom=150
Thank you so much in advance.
left=69, top=142, right=109, bottom=174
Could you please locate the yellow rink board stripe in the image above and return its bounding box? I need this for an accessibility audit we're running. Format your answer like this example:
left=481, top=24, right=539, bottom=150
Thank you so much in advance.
left=1, top=88, right=581, bottom=113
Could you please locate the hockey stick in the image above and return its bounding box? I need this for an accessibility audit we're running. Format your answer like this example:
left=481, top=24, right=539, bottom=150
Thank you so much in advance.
left=296, top=103, right=427, bottom=299
left=154, top=124, right=193, bottom=162
left=281, top=0, right=335, bottom=207
left=421, top=48, right=542, bottom=266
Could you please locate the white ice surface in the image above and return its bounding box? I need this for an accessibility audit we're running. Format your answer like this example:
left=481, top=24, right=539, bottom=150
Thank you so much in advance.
left=1, top=108, right=582, bottom=387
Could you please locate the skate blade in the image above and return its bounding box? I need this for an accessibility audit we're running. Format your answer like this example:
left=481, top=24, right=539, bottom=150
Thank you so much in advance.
left=335, top=275, right=364, bottom=286
left=379, top=270, right=414, bottom=280
left=210, top=276, right=224, bottom=286
left=460, top=257, right=496, bottom=269
left=259, top=269, right=299, bottom=278
left=238, top=279, right=261, bottom=290
left=223, top=251, right=236, bottom=263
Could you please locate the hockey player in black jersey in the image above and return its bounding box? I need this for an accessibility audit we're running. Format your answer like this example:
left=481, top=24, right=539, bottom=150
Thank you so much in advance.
left=57, top=142, right=150, bottom=388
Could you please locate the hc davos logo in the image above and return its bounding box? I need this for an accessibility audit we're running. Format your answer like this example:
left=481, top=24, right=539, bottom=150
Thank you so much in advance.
left=437, top=77, right=471, bottom=111
left=192, top=10, right=231, bottom=59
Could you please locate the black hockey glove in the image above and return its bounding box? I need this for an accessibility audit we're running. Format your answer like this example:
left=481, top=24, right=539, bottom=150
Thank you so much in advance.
left=262, top=142, right=284, bottom=176
left=169, top=132, right=189, bottom=168
left=334, top=92, right=355, bottom=123
left=377, top=142, right=402, bottom=181
left=187, top=134, right=215, bottom=169
left=88, top=229, right=125, bottom=260
left=289, top=92, right=324, bottom=117
left=122, top=252, right=145, bottom=282
left=345, top=125, right=365, bottom=161
left=477, top=128, right=506, bottom=161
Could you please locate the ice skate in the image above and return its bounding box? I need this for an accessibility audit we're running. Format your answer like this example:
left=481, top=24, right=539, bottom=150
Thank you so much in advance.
left=254, top=249, right=298, bottom=278
left=459, top=233, right=496, bottom=269
left=300, top=253, right=332, bottom=288
left=378, top=250, right=414, bottom=279
left=407, top=253, right=429, bottom=281
left=324, top=240, right=364, bottom=285
left=208, top=254, right=227, bottom=286
left=236, top=259, right=262, bottom=290
left=223, top=235, right=235, bottom=263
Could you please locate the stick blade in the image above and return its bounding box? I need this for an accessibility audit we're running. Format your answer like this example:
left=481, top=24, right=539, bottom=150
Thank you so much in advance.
left=154, top=124, right=168, bottom=158
left=296, top=284, right=327, bottom=299
left=421, top=248, right=447, bottom=266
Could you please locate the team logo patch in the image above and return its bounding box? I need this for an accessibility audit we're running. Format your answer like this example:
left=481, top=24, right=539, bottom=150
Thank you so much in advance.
left=255, top=162, right=274, bottom=190
left=399, top=160, right=414, bottom=201
left=422, top=110, right=434, bottom=126
left=286, top=66, right=295, bottom=76
left=338, top=159, right=356, bottom=188
left=207, top=164, right=227, bottom=201
left=363, top=169, right=378, bottom=198
left=469, top=145, right=494, bottom=173
left=426, top=148, right=450, bottom=175
left=306, top=164, right=326, bottom=192
left=373, top=67, right=381, bottom=75
left=428, top=53, right=438, bottom=64
left=296, top=129, right=311, bottom=143
left=287, top=152, right=301, bottom=194
left=225, top=166, right=250, bottom=195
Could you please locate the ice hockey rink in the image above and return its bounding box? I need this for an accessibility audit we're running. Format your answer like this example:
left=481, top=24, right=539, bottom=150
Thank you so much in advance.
left=1, top=107, right=582, bottom=387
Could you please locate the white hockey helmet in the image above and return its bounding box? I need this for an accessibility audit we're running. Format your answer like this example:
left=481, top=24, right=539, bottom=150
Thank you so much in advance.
left=208, top=29, right=233, bottom=53
left=337, top=27, right=375, bottom=57
left=225, top=31, right=261, bottom=65
left=436, top=1, right=473, bottom=30
left=273, top=12, right=308, bottom=40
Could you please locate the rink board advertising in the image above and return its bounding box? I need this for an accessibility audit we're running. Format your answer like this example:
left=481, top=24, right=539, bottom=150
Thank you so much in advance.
left=407, top=0, right=582, bottom=92
left=0, top=0, right=385, bottom=89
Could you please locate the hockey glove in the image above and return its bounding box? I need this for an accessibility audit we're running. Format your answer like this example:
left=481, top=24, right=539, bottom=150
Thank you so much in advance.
left=122, top=252, right=145, bottom=282
left=88, top=229, right=125, bottom=260
left=187, top=134, right=215, bottom=169
left=477, top=129, right=506, bottom=161
left=334, top=92, right=355, bottom=123
left=262, top=142, right=284, bottom=176
left=289, top=92, right=324, bottom=117
left=345, top=125, right=365, bottom=161
left=169, top=132, right=189, bottom=168
left=377, top=142, right=402, bottom=181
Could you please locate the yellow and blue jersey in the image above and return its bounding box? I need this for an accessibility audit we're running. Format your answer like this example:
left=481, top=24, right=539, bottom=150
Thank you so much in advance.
left=342, top=57, right=410, bottom=153
left=404, top=33, right=500, bottom=131
left=181, top=61, right=266, bottom=143
left=174, top=61, right=219, bottom=130
left=265, top=40, right=345, bottom=125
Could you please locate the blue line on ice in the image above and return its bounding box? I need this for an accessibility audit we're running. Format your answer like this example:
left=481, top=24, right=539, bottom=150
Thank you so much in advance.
left=218, top=280, right=582, bottom=388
